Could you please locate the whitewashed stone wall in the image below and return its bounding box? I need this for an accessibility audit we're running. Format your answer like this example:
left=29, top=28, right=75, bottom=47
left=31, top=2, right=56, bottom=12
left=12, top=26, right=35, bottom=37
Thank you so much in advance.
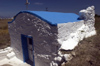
left=8, top=13, right=60, bottom=66
left=57, top=20, right=84, bottom=44
left=50, top=6, right=96, bottom=66
left=57, top=6, right=96, bottom=50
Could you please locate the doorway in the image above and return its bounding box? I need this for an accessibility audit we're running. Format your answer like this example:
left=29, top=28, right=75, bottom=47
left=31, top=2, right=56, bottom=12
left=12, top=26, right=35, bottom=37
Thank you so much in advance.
left=21, top=34, right=35, bottom=66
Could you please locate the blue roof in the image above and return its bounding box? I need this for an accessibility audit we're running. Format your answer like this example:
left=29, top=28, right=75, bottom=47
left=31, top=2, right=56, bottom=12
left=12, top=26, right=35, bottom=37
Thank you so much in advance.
left=9, top=11, right=81, bottom=25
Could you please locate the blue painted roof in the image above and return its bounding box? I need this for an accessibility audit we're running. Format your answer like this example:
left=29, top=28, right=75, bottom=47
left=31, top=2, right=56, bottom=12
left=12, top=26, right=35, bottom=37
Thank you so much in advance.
left=9, top=11, right=81, bottom=25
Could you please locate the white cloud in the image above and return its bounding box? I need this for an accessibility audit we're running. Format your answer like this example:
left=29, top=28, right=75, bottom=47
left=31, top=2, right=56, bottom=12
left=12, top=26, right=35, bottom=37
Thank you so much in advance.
left=34, top=2, right=43, bottom=5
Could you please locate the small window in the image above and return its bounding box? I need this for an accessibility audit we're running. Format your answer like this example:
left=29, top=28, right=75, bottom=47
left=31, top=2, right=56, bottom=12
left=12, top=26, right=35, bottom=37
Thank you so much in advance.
left=28, top=38, right=33, bottom=45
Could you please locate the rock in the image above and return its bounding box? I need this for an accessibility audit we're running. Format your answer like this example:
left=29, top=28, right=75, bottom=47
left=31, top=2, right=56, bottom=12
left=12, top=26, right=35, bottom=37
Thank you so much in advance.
left=63, top=54, right=73, bottom=61
left=61, top=62, right=66, bottom=66
left=7, top=52, right=15, bottom=59
left=58, top=51, right=63, bottom=57
left=54, top=56, right=62, bottom=62
left=79, top=6, right=95, bottom=21
left=50, top=61, right=58, bottom=66
left=71, top=51, right=76, bottom=56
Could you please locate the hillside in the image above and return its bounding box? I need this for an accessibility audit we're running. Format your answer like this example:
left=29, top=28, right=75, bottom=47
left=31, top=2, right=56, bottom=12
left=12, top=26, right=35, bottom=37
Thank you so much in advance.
left=0, top=19, right=12, bottom=49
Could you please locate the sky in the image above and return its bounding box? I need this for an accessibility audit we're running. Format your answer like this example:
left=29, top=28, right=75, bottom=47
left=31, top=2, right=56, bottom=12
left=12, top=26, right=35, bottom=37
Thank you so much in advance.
left=0, top=0, right=100, bottom=18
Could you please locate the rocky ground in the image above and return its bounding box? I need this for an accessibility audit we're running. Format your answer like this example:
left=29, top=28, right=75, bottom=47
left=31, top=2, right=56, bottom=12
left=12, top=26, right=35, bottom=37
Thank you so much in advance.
left=0, top=47, right=30, bottom=66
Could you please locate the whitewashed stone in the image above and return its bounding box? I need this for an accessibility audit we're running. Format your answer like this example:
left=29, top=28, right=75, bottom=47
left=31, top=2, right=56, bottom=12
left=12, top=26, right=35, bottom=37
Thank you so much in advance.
left=54, top=56, right=62, bottom=62
left=63, top=54, right=73, bottom=61
left=7, top=52, right=15, bottom=59
left=58, top=6, right=96, bottom=50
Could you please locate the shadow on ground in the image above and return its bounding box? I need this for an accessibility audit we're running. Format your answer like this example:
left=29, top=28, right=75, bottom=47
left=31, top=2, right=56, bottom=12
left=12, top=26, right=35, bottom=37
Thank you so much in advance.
left=1, top=64, right=12, bottom=66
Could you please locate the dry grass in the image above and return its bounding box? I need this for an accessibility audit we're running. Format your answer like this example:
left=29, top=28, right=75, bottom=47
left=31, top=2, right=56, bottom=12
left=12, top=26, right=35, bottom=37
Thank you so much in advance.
left=0, top=19, right=12, bottom=49
left=62, top=16, right=100, bottom=66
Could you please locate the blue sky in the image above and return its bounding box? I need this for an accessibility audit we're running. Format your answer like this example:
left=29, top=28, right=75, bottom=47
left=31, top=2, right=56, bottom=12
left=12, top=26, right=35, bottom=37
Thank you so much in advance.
left=0, top=0, right=100, bottom=17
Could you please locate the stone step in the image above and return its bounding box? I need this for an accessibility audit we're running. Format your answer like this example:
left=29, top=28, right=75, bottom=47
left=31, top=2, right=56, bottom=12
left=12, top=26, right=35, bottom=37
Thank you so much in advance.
left=7, top=52, right=15, bottom=59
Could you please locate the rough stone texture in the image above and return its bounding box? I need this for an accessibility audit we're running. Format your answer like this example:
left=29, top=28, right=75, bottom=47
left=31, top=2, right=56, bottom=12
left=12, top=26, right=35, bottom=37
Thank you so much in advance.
left=8, top=6, right=96, bottom=66
left=79, top=6, right=95, bottom=36
left=0, top=47, right=13, bottom=60
left=57, top=20, right=84, bottom=44
left=7, top=52, right=15, bottom=59
left=8, top=13, right=60, bottom=66
left=57, top=6, right=96, bottom=50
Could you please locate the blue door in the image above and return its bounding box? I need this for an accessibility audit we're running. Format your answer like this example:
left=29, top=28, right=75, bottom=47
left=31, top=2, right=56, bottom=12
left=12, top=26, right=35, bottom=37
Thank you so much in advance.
left=21, top=34, right=35, bottom=66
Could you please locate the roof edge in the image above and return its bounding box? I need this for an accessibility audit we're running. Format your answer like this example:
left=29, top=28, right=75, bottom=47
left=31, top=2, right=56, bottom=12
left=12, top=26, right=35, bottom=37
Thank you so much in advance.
left=8, top=11, right=81, bottom=25
left=8, top=11, right=58, bottom=26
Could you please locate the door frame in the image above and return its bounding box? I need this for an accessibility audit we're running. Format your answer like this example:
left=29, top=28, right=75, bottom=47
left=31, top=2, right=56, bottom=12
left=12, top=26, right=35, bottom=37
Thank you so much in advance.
left=21, top=34, right=35, bottom=66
